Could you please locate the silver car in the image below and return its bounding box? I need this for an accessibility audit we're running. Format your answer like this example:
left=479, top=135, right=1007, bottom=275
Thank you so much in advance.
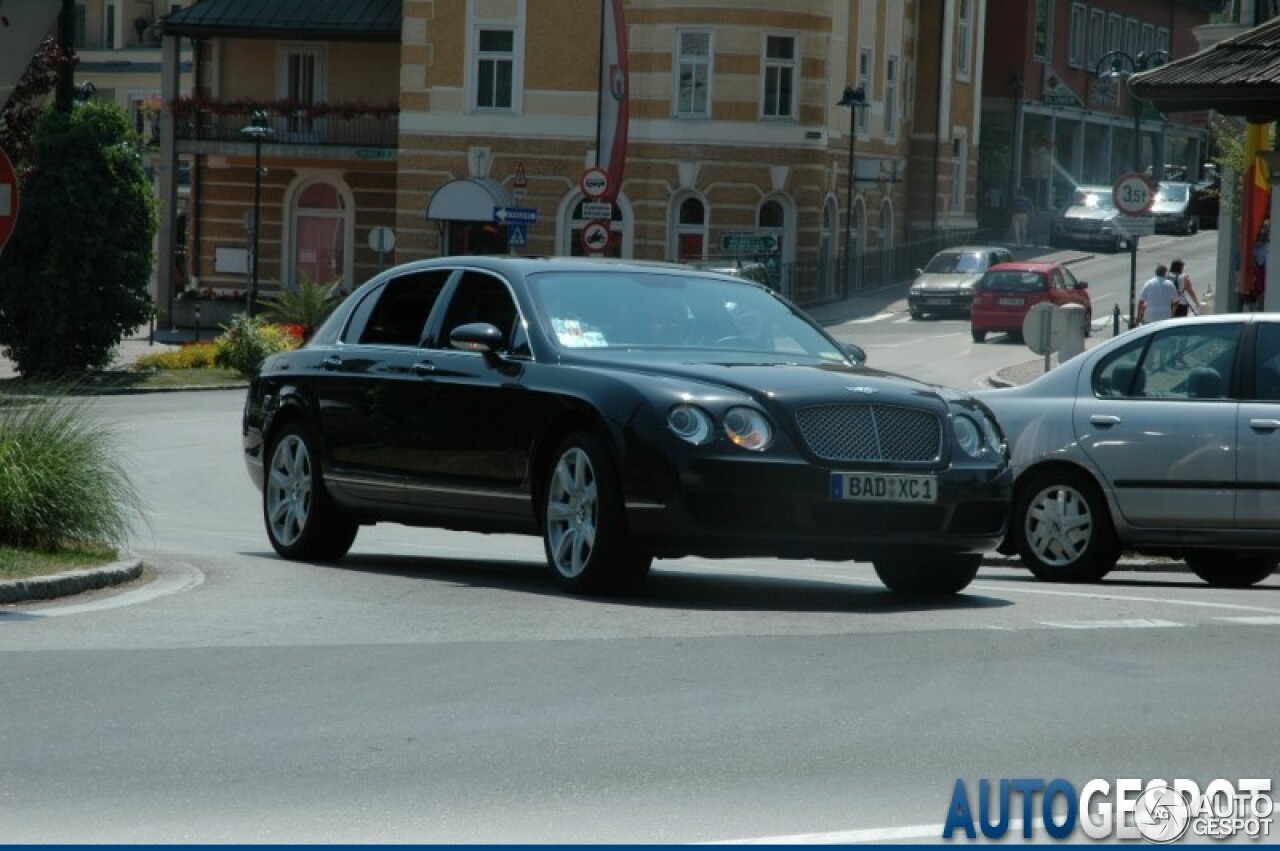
left=978, top=314, right=1280, bottom=588
left=1049, top=185, right=1129, bottom=252
left=1151, top=181, right=1198, bottom=235
left=907, top=246, right=1014, bottom=319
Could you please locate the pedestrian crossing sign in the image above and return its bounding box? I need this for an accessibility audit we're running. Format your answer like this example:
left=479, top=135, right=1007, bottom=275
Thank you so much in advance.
left=507, top=223, right=529, bottom=248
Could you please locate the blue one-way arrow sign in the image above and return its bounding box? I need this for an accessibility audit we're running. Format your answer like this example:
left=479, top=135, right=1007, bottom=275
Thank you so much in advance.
left=493, top=206, right=538, bottom=225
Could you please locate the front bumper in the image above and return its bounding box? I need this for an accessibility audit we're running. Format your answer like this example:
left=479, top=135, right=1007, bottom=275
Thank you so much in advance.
left=908, top=291, right=973, bottom=313
left=625, top=454, right=1011, bottom=561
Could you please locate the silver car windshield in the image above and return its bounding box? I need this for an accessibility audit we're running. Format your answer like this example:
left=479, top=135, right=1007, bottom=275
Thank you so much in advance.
left=528, top=270, right=845, bottom=359
left=924, top=252, right=984, bottom=274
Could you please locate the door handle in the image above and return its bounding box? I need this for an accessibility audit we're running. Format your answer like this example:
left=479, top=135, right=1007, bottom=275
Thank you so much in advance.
left=411, top=361, right=435, bottom=376
left=1249, top=418, right=1280, bottom=431
left=1090, top=414, right=1122, bottom=426
left=321, top=355, right=342, bottom=370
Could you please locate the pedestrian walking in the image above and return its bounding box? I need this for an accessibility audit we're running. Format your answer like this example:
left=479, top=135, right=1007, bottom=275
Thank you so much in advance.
left=1135, top=263, right=1180, bottom=325
left=1010, top=186, right=1033, bottom=249
left=1168, top=258, right=1200, bottom=317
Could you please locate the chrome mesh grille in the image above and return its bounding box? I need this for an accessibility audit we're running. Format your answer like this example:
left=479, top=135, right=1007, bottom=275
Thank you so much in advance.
left=794, top=403, right=942, bottom=463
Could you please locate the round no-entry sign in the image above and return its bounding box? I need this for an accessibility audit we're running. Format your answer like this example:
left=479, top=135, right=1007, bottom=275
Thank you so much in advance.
left=1113, top=172, right=1155, bottom=216
left=0, top=148, right=19, bottom=253
left=580, top=167, right=609, bottom=200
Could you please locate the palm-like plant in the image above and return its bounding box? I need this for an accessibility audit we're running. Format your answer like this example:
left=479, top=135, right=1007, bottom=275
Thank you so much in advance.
left=260, top=274, right=343, bottom=340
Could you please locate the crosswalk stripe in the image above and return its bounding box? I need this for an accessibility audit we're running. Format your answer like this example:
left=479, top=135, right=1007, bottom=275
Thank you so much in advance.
left=1037, top=618, right=1186, bottom=629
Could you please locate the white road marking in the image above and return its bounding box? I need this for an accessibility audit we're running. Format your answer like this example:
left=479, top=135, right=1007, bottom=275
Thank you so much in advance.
left=710, top=819, right=1036, bottom=844
left=1037, top=618, right=1186, bottom=629
left=968, top=581, right=1280, bottom=615
left=848, top=312, right=897, bottom=324
left=1216, top=615, right=1280, bottom=625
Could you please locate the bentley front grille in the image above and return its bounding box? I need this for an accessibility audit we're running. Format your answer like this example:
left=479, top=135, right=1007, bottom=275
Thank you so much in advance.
left=795, top=403, right=942, bottom=463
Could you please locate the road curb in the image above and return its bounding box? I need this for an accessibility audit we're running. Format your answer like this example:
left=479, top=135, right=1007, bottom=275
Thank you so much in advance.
left=0, top=556, right=144, bottom=604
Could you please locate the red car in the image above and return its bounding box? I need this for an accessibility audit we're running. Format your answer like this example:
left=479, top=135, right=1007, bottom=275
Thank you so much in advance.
left=970, top=261, right=1091, bottom=343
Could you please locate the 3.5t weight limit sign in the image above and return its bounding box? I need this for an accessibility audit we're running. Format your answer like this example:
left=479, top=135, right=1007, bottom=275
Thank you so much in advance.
left=1113, top=172, right=1155, bottom=215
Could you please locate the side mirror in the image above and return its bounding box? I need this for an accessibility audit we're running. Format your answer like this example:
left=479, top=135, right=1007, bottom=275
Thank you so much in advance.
left=1076, top=280, right=1089, bottom=289
left=450, top=322, right=505, bottom=353
left=914, top=268, right=924, bottom=277
left=842, top=343, right=867, bottom=366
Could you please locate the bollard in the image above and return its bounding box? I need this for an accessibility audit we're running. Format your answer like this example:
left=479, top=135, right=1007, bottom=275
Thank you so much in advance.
left=1113, top=304, right=1122, bottom=336
left=194, top=304, right=202, bottom=343
left=1057, top=304, right=1087, bottom=361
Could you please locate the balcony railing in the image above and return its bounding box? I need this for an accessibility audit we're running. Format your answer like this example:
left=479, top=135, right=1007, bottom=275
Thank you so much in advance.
left=172, top=100, right=399, bottom=148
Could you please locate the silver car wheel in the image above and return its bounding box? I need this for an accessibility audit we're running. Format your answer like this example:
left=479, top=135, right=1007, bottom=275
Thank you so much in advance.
left=266, top=433, right=313, bottom=548
left=546, top=446, right=598, bottom=579
left=1025, top=483, right=1093, bottom=567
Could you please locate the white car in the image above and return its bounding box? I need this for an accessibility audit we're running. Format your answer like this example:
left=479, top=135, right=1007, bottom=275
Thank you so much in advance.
left=978, top=314, right=1280, bottom=588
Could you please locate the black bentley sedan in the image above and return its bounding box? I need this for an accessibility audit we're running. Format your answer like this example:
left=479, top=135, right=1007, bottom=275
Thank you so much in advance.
left=243, top=257, right=1011, bottom=596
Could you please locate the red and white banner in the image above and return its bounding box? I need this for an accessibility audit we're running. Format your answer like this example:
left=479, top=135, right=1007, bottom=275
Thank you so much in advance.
left=596, top=0, right=629, bottom=203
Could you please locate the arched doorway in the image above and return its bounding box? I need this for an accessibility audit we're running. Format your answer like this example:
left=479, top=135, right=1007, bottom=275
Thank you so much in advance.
left=287, top=177, right=353, bottom=289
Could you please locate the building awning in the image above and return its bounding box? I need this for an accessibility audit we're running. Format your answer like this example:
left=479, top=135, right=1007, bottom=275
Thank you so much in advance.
left=426, top=178, right=512, bottom=223
left=1130, top=16, right=1280, bottom=120
left=157, top=0, right=401, bottom=41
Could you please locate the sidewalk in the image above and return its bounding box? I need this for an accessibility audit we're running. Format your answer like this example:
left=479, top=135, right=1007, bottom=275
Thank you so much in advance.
left=0, top=324, right=202, bottom=380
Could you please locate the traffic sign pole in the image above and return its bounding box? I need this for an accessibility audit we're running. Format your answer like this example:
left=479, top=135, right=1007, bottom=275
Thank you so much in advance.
left=1113, top=172, right=1155, bottom=328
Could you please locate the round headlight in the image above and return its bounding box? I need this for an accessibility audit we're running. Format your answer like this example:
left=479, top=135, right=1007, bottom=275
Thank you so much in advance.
left=668, top=404, right=714, bottom=445
left=723, top=406, right=773, bottom=452
left=953, top=414, right=983, bottom=457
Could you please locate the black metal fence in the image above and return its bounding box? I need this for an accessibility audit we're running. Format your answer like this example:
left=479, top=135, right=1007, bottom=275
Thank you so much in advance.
left=787, top=227, right=1007, bottom=307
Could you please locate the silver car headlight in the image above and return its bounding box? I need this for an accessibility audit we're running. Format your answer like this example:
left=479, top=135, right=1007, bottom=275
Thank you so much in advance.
left=668, top=404, right=714, bottom=445
left=723, top=406, right=773, bottom=451
left=910, top=282, right=924, bottom=295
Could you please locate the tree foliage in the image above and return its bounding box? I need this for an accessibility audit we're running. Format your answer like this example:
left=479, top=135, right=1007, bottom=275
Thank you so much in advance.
left=0, top=36, right=74, bottom=166
left=0, top=100, right=156, bottom=377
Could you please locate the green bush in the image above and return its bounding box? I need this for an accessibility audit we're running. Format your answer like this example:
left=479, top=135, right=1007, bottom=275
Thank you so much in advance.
left=135, top=341, right=222, bottom=370
left=0, top=393, right=144, bottom=551
left=213, top=313, right=298, bottom=377
left=0, top=101, right=156, bottom=378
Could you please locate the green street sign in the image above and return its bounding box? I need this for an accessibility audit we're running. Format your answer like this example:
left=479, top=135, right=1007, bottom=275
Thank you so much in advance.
left=721, top=232, right=778, bottom=253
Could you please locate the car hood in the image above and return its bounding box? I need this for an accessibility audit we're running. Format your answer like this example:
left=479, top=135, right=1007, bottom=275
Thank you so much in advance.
left=568, top=352, right=956, bottom=411
left=1061, top=206, right=1116, bottom=221
left=912, top=272, right=983, bottom=291
left=1152, top=199, right=1188, bottom=214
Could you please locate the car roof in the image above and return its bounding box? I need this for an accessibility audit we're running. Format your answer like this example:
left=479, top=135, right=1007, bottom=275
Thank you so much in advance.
left=374, top=254, right=735, bottom=279
left=932, top=245, right=1011, bottom=254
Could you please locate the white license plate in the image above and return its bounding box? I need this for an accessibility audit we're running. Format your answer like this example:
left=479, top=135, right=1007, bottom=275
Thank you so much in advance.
left=926, top=298, right=951, bottom=305
left=998, top=297, right=1025, bottom=306
left=831, top=473, right=937, bottom=503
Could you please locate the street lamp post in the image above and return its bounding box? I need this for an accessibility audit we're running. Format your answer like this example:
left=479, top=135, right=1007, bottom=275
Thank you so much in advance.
left=837, top=86, right=868, bottom=297
left=1096, top=50, right=1171, bottom=327
left=239, top=110, right=274, bottom=317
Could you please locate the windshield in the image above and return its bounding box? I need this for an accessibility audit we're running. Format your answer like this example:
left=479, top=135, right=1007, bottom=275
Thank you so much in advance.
left=528, top=270, right=845, bottom=360
left=1074, top=190, right=1116, bottom=211
left=1157, top=184, right=1190, bottom=203
left=924, top=252, right=985, bottom=274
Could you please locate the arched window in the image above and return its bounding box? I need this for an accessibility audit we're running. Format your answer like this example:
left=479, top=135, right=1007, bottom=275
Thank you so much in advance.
left=673, top=195, right=706, bottom=261
left=291, top=180, right=351, bottom=287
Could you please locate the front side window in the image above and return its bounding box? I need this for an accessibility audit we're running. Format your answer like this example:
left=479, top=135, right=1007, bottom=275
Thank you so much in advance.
left=1095, top=323, right=1239, bottom=399
left=763, top=35, right=797, bottom=118
left=476, top=28, right=515, bottom=110
left=675, top=30, right=712, bottom=117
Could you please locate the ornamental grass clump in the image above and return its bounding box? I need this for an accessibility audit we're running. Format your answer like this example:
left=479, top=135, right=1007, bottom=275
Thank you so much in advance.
left=0, top=394, right=144, bottom=551
left=213, top=314, right=300, bottom=377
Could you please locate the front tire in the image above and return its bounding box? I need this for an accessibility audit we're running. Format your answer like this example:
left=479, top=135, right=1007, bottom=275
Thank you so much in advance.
left=264, top=421, right=358, bottom=561
left=873, top=553, right=981, bottom=596
left=1015, top=469, right=1120, bottom=582
left=543, top=432, right=652, bottom=594
left=972, top=329, right=987, bottom=343
left=1184, top=553, right=1277, bottom=588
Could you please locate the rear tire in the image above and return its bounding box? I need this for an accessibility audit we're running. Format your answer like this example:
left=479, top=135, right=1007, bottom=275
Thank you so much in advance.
left=1184, top=553, right=1277, bottom=588
left=543, top=432, right=652, bottom=594
left=1015, top=469, right=1119, bottom=582
left=263, top=421, right=358, bottom=561
left=874, top=553, right=981, bottom=596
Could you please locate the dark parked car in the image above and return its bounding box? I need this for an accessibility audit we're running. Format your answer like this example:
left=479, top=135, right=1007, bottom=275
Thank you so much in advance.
left=1188, top=176, right=1221, bottom=230
left=243, top=256, right=1012, bottom=596
left=979, top=314, right=1280, bottom=588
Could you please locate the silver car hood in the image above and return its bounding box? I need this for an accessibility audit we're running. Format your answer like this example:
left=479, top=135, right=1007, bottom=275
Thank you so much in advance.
left=913, top=273, right=983, bottom=291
